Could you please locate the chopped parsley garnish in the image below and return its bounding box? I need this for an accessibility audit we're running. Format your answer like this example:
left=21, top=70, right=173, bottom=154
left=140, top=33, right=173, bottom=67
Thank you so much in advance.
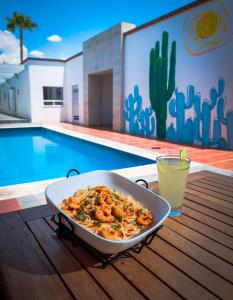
left=77, top=208, right=86, bottom=221
left=112, top=193, right=120, bottom=200
left=111, top=224, right=118, bottom=230
left=93, top=220, right=101, bottom=226
left=123, top=205, right=128, bottom=211
left=78, top=212, right=85, bottom=221
left=88, top=210, right=95, bottom=217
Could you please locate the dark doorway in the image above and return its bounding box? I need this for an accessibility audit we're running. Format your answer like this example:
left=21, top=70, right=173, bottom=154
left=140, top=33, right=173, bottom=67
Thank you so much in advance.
left=88, top=70, right=113, bottom=127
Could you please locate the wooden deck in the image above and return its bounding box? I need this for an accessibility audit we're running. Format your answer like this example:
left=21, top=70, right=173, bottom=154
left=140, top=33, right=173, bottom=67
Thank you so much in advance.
left=1, top=170, right=233, bottom=299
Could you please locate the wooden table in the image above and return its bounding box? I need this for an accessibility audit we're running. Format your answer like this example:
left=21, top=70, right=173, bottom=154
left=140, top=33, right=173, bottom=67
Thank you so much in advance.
left=1, top=170, right=233, bottom=300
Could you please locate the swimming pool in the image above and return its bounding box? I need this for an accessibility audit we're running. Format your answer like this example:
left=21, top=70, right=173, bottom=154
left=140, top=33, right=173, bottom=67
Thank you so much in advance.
left=0, top=127, right=155, bottom=186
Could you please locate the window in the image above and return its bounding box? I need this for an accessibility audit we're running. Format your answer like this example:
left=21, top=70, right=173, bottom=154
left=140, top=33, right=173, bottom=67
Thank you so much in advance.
left=43, top=86, right=63, bottom=106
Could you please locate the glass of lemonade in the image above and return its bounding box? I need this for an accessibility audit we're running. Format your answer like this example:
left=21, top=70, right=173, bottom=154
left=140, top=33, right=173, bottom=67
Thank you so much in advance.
left=156, top=155, right=191, bottom=217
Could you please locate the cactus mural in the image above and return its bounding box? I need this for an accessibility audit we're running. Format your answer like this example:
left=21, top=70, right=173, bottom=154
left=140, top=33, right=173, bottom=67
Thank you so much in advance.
left=168, top=86, right=195, bottom=143
left=124, top=85, right=155, bottom=137
left=139, top=107, right=155, bottom=136
left=166, top=78, right=233, bottom=150
left=124, top=85, right=142, bottom=135
left=149, top=31, right=176, bottom=139
left=194, top=78, right=225, bottom=148
left=217, top=97, right=233, bottom=150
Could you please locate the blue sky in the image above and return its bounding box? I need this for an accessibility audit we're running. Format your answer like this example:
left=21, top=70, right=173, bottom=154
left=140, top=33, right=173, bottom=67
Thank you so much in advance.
left=1, top=0, right=194, bottom=60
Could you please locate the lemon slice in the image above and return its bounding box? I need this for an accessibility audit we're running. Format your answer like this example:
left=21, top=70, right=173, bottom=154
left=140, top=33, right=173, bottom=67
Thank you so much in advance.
left=180, top=149, right=188, bottom=160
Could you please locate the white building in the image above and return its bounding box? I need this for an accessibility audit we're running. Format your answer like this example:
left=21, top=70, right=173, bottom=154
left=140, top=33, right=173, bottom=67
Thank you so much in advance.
left=1, top=0, right=233, bottom=149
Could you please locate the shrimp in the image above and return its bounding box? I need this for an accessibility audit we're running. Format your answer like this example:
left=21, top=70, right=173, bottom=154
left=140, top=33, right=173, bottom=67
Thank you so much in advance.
left=137, top=213, right=153, bottom=226
left=68, top=202, right=81, bottom=210
left=112, top=205, right=125, bottom=218
left=99, top=228, right=119, bottom=240
left=95, top=205, right=114, bottom=223
left=99, top=192, right=113, bottom=205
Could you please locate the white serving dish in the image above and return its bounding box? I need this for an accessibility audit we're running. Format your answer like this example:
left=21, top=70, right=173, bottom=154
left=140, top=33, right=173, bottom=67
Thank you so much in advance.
left=45, top=170, right=170, bottom=254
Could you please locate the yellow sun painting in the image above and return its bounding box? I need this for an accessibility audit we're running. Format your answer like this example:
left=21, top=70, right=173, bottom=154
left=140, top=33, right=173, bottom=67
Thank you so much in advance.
left=183, top=0, right=232, bottom=56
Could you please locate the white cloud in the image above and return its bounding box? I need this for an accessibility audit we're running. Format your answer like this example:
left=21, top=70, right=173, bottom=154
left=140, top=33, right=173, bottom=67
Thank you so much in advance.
left=29, top=50, right=44, bottom=58
left=47, top=35, right=62, bottom=42
left=0, top=30, right=28, bottom=64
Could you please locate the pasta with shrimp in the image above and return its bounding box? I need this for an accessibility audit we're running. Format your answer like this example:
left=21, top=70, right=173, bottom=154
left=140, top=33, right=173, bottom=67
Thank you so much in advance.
left=60, top=185, right=154, bottom=241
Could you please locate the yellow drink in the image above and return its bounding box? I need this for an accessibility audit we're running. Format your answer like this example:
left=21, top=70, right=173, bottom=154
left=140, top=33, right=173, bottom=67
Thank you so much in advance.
left=157, top=156, right=190, bottom=217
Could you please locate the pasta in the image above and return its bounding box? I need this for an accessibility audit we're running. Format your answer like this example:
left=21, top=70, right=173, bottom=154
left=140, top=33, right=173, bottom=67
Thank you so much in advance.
left=60, top=185, right=154, bottom=240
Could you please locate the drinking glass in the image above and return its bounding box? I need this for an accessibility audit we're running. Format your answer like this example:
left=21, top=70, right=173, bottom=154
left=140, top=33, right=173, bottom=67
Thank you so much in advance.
left=156, top=155, right=191, bottom=217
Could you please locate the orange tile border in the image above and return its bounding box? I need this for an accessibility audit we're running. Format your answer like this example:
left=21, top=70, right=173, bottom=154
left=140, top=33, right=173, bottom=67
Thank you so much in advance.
left=44, top=122, right=233, bottom=171
left=0, top=198, right=21, bottom=214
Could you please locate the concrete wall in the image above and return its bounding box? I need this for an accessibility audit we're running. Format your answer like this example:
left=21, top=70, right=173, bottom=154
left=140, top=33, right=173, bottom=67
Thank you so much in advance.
left=64, top=55, right=83, bottom=123
left=0, top=66, right=31, bottom=119
left=124, top=0, right=233, bottom=150
left=28, top=60, right=65, bottom=123
left=83, top=22, right=135, bottom=131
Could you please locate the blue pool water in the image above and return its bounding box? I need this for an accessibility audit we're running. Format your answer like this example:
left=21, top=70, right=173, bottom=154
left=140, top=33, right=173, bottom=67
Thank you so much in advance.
left=0, top=127, right=155, bottom=186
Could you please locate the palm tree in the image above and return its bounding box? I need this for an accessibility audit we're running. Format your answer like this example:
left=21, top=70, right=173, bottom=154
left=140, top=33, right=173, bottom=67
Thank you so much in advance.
left=6, top=12, right=38, bottom=64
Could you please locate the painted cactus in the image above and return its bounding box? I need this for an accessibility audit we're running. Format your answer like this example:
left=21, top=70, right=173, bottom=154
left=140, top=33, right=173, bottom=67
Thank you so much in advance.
left=217, top=97, right=233, bottom=150
left=149, top=31, right=176, bottom=139
left=124, top=85, right=142, bottom=135
left=194, top=78, right=225, bottom=147
left=168, top=86, right=195, bottom=142
left=139, top=106, right=155, bottom=137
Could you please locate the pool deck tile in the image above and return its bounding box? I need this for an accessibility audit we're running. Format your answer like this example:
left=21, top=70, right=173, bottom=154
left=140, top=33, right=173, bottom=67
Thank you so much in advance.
left=17, top=195, right=41, bottom=209
left=57, top=122, right=233, bottom=171
left=0, top=198, right=21, bottom=214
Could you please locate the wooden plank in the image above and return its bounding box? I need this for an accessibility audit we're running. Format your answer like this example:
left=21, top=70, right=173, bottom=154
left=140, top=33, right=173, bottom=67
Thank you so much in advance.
left=0, top=212, right=72, bottom=299
left=164, top=218, right=233, bottom=264
left=182, top=205, right=233, bottom=237
left=205, top=176, right=232, bottom=191
left=184, top=191, right=233, bottom=218
left=114, top=257, right=182, bottom=300
left=28, top=218, right=109, bottom=300
left=194, top=179, right=233, bottom=197
left=19, top=204, right=52, bottom=221
left=130, top=246, right=217, bottom=300
left=183, top=198, right=233, bottom=227
left=187, top=183, right=233, bottom=208
left=188, top=182, right=233, bottom=204
left=147, top=236, right=233, bottom=299
left=157, top=226, right=233, bottom=283
left=201, top=171, right=233, bottom=184
left=45, top=216, right=145, bottom=300
left=200, top=178, right=233, bottom=192
left=173, top=213, right=233, bottom=249
left=186, top=171, right=208, bottom=182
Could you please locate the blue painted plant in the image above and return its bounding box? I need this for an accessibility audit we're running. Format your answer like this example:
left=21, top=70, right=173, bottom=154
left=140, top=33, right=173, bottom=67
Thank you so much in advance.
left=168, top=86, right=195, bottom=144
left=139, top=106, right=155, bottom=137
left=217, top=97, right=233, bottom=150
left=124, top=85, right=142, bottom=135
left=194, top=78, right=225, bottom=148
left=124, top=85, right=155, bottom=137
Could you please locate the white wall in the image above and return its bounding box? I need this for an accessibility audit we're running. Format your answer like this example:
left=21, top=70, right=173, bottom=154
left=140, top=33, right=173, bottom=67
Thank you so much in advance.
left=124, top=0, right=233, bottom=149
left=64, top=55, right=83, bottom=123
left=0, top=66, right=31, bottom=119
left=28, top=60, right=65, bottom=123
